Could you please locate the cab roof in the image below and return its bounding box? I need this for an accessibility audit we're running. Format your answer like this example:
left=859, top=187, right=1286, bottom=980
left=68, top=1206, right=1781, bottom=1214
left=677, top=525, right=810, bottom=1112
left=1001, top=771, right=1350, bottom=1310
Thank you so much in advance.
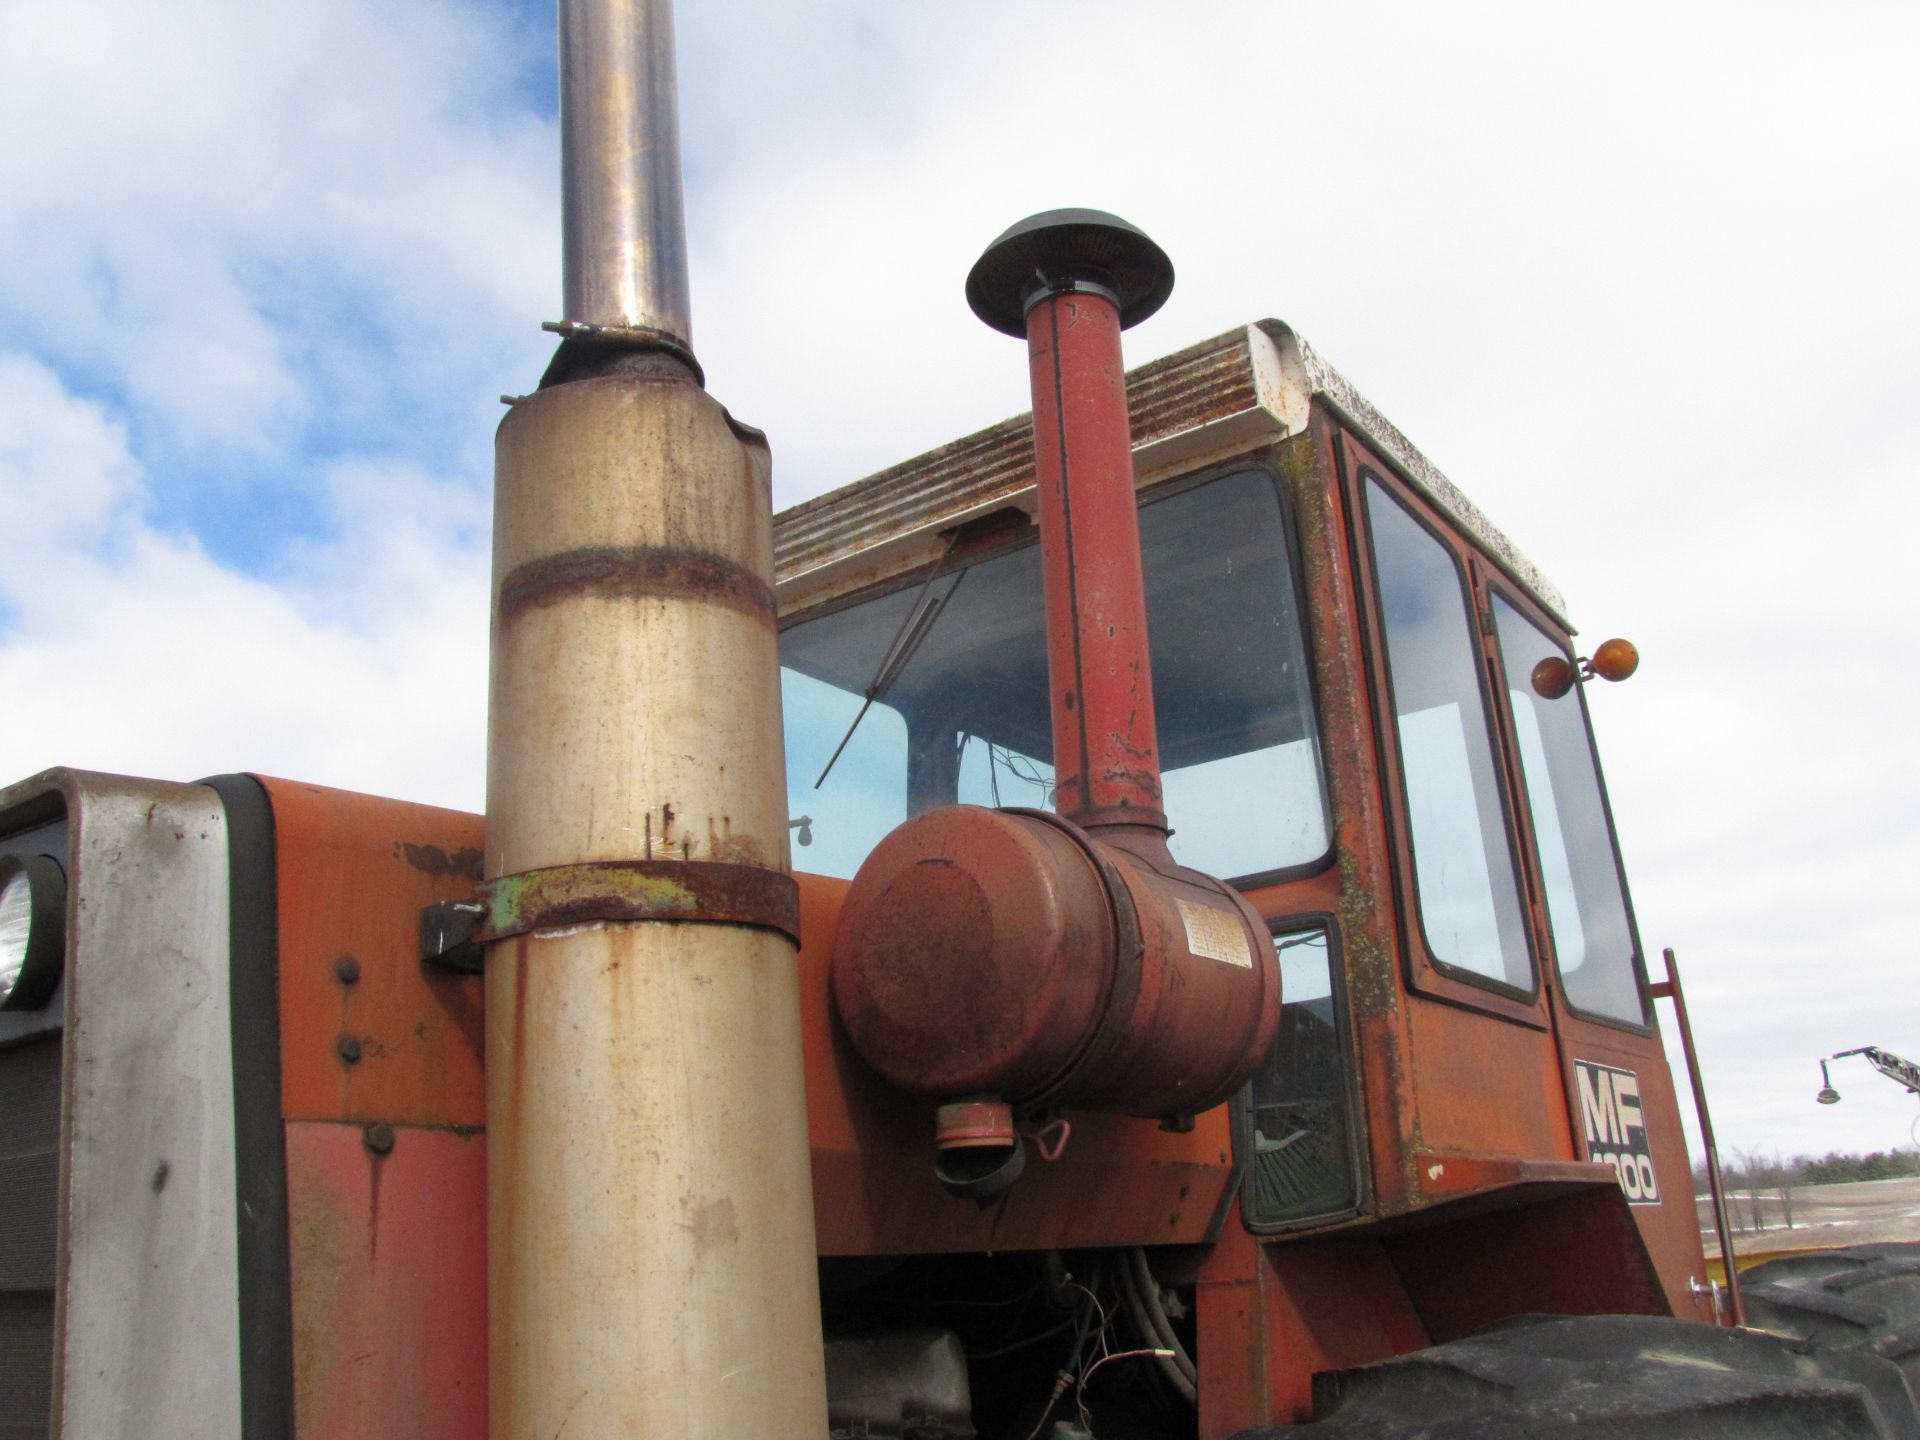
left=771, top=320, right=1567, bottom=627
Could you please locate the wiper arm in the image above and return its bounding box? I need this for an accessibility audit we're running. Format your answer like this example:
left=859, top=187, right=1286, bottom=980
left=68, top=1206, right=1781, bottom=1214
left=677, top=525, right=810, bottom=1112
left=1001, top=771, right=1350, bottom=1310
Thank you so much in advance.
left=814, top=533, right=964, bottom=790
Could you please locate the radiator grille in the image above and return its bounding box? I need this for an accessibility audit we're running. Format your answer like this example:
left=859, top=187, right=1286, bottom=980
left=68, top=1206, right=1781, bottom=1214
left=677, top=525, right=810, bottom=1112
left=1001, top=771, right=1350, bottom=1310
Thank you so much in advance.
left=0, top=1035, right=59, bottom=1439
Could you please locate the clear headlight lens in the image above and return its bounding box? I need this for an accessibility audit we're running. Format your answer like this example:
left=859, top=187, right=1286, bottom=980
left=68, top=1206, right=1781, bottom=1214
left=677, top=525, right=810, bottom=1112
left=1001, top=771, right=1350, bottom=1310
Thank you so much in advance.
left=0, top=855, right=65, bottom=1011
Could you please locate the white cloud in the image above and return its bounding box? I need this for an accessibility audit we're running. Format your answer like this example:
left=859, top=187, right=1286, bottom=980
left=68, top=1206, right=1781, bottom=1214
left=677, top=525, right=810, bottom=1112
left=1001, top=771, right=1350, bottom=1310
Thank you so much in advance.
left=0, top=353, right=488, bottom=807
left=0, top=0, right=556, bottom=459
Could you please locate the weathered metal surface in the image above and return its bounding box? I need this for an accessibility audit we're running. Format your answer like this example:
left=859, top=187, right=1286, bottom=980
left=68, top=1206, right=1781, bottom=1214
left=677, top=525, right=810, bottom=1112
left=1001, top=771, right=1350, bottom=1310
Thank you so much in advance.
left=775, top=326, right=1272, bottom=613
left=245, top=790, right=1241, bottom=1260
left=265, top=778, right=485, bottom=1129
left=486, top=376, right=789, bottom=877
left=1406, top=1152, right=1621, bottom=1203
left=486, top=363, right=825, bottom=1439
left=0, top=770, right=244, bottom=1439
left=1022, top=288, right=1166, bottom=827
left=801, top=871, right=1235, bottom=1255
left=1246, top=414, right=1417, bottom=1221
left=1653, top=948, right=1745, bottom=1325
left=1381, top=1184, right=1671, bottom=1340
left=496, top=543, right=776, bottom=626
left=1553, top=1013, right=1715, bottom=1322
left=831, top=805, right=1115, bottom=1101
left=830, top=804, right=1279, bottom=1119
left=477, top=858, right=800, bottom=944
left=1195, top=1222, right=1430, bottom=1432
left=1276, top=321, right=1569, bottom=625
left=284, top=1120, right=486, bottom=1440
left=773, top=321, right=1568, bottom=626
left=487, top=920, right=824, bottom=1437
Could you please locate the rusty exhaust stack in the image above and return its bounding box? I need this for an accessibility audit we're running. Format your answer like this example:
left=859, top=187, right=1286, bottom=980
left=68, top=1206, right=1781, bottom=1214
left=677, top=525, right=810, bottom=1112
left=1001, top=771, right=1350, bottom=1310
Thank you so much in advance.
left=830, top=213, right=1282, bottom=1198
left=484, top=3, right=827, bottom=1436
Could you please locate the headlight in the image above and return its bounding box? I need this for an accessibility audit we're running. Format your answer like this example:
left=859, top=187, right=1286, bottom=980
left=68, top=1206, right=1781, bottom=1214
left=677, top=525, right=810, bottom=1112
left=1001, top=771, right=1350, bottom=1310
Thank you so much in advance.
left=0, top=853, right=66, bottom=1010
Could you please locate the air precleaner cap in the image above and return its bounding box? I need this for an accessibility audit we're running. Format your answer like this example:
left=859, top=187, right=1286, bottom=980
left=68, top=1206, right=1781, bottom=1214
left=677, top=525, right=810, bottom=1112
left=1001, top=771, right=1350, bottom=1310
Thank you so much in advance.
left=965, top=208, right=1175, bottom=336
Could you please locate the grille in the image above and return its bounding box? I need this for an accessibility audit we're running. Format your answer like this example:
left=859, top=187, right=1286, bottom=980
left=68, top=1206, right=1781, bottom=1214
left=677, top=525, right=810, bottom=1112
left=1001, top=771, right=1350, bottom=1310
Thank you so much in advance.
left=0, top=1034, right=58, bottom=1440
left=0, top=807, right=66, bottom=1440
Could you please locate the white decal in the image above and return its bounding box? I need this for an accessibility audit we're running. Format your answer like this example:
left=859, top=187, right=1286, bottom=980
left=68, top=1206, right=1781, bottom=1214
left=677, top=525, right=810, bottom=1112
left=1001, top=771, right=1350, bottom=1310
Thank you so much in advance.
left=1177, top=899, right=1253, bottom=969
left=1575, top=1060, right=1660, bottom=1205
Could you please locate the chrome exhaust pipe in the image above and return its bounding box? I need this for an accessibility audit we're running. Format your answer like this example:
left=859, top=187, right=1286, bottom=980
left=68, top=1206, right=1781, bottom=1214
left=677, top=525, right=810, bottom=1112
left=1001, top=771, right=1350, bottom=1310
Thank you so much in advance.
left=559, top=0, right=692, bottom=343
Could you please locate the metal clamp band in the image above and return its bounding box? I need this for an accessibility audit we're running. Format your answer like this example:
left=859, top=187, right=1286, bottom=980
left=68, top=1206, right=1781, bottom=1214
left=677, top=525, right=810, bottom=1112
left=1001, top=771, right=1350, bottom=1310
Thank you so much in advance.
left=477, top=859, right=801, bottom=947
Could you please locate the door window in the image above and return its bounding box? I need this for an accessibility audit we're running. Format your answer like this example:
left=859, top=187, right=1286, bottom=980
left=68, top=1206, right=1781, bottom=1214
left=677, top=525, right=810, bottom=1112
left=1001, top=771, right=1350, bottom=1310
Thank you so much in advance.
left=1492, top=594, right=1646, bottom=1024
left=1361, top=477, right=1533, bottom=993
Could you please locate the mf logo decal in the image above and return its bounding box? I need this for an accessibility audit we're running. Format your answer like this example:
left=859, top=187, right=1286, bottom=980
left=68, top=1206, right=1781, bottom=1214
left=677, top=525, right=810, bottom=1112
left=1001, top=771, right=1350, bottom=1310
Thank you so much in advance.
left=1575, top=1060, right=1659, bottom=1205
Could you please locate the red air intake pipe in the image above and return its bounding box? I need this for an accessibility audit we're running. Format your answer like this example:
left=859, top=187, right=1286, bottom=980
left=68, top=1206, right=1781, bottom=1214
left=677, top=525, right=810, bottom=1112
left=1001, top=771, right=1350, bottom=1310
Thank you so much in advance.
left=831, top=212, right=1282, bottom=1198
left=975, top=212, right=1172, bottom=831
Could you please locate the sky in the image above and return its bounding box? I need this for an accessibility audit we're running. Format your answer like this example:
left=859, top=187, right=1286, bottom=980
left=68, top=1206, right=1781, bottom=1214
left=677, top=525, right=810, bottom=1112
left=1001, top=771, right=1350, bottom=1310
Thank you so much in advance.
left=2, top=0, right=1916, bottom=1165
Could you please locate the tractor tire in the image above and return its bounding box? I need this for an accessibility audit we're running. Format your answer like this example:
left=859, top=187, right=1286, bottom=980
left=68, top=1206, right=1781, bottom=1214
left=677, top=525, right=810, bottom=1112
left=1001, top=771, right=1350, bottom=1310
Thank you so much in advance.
left=1230, top=1313, right=1920, bottom=1439
left=1742, top=1244, right=1920, bottom=1393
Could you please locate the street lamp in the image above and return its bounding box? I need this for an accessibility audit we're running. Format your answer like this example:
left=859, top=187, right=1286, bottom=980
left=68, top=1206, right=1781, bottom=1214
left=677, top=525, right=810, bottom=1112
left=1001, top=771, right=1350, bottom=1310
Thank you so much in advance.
left=1815, top=1046, right=1920, bottom=1106
left=1815, top=1058, right=1840, bottom=1106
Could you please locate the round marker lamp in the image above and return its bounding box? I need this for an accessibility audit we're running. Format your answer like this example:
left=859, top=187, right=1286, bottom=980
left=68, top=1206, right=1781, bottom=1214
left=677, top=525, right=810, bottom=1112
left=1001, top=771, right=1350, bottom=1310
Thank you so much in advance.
left=1589, top=637, right=1640, bottom=682
left=0, top=854, right=67, bottom=1011
left=1530, top=656, right=1576, bottom=699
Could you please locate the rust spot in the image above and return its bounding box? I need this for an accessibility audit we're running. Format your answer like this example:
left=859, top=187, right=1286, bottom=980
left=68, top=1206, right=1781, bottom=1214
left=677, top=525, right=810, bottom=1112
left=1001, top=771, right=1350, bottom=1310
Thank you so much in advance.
left=396, top=842, right=485, bottom=881
left=705, top=816, right=768, bottom=867
left=481, top=859, right=800, bottom=945
left=685, top=1197, right=740, bottom=1257
left=368, top=1142, right=385, bottom=1260
left=512, top=947, right=529, bottom=1092
left=497, top=545, right=776, bottom=626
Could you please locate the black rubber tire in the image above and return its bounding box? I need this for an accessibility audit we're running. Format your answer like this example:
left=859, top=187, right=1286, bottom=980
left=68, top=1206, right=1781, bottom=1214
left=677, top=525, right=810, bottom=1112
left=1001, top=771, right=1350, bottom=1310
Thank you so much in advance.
left=1230, top=1313, right=1920, bottom=1439
left=1743, top=1245, right=1920, bottom=1393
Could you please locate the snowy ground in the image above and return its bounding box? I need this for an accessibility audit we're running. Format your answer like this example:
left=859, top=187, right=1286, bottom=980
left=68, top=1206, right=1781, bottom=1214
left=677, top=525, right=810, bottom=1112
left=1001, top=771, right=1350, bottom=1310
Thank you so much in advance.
left=1699, top=1175, right=1920, bottom=1259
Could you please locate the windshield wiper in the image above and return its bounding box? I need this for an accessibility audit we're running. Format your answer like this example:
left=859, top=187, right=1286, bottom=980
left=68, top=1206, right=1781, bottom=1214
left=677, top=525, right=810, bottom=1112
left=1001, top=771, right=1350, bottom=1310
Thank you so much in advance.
left=814, top=533, right=964, bottom=790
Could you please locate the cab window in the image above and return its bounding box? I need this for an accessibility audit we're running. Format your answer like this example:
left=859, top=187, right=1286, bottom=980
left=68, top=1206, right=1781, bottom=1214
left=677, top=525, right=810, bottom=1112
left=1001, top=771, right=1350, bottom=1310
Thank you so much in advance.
left=780, top=468, right=1329, bottom=884
left=1492, top=593, right=1647, bottom=1024
left=1243, top=923, right=1362, bottom=1229
left=1361, top=476, right=1533, bottom=993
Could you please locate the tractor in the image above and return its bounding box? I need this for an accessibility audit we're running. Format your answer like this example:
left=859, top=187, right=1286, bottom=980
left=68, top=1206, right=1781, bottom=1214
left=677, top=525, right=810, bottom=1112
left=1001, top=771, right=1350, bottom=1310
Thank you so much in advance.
left=3, top=2, right=1917, bottom=1436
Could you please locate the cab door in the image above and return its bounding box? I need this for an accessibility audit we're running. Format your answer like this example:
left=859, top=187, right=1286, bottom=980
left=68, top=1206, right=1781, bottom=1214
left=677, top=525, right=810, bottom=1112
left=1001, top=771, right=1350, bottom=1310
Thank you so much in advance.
left=1477, top=573, right=1713, bottom=1317
left=1343, top=440, right=1586, bottom=1171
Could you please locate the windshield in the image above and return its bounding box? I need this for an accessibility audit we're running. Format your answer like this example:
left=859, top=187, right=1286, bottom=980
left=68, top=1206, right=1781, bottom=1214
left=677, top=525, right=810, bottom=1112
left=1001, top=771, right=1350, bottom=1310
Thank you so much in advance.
left=780, top=468, right=1329, bottom=883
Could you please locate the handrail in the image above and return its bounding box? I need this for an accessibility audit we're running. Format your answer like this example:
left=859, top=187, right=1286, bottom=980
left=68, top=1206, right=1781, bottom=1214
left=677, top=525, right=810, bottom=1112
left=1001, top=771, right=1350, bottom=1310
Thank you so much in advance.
left=1650, top=946, right=1745, bottom=1326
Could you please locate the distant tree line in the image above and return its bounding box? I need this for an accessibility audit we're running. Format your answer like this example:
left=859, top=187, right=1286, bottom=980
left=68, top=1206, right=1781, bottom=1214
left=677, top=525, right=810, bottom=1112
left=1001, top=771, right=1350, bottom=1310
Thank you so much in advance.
left=1798, top=1150, right=1920, bottom=1184
left=1690, top=1146, right=1919, bottom=1234
left=1693, top=1148, right=1920, bottom=1192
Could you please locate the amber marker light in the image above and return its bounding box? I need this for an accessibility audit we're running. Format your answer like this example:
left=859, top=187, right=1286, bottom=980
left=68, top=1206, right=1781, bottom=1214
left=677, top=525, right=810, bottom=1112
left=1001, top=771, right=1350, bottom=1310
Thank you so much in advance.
left=1530, top=656, right=1576, bottom=699
left=1586, top=638, right=1640, bottom=683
